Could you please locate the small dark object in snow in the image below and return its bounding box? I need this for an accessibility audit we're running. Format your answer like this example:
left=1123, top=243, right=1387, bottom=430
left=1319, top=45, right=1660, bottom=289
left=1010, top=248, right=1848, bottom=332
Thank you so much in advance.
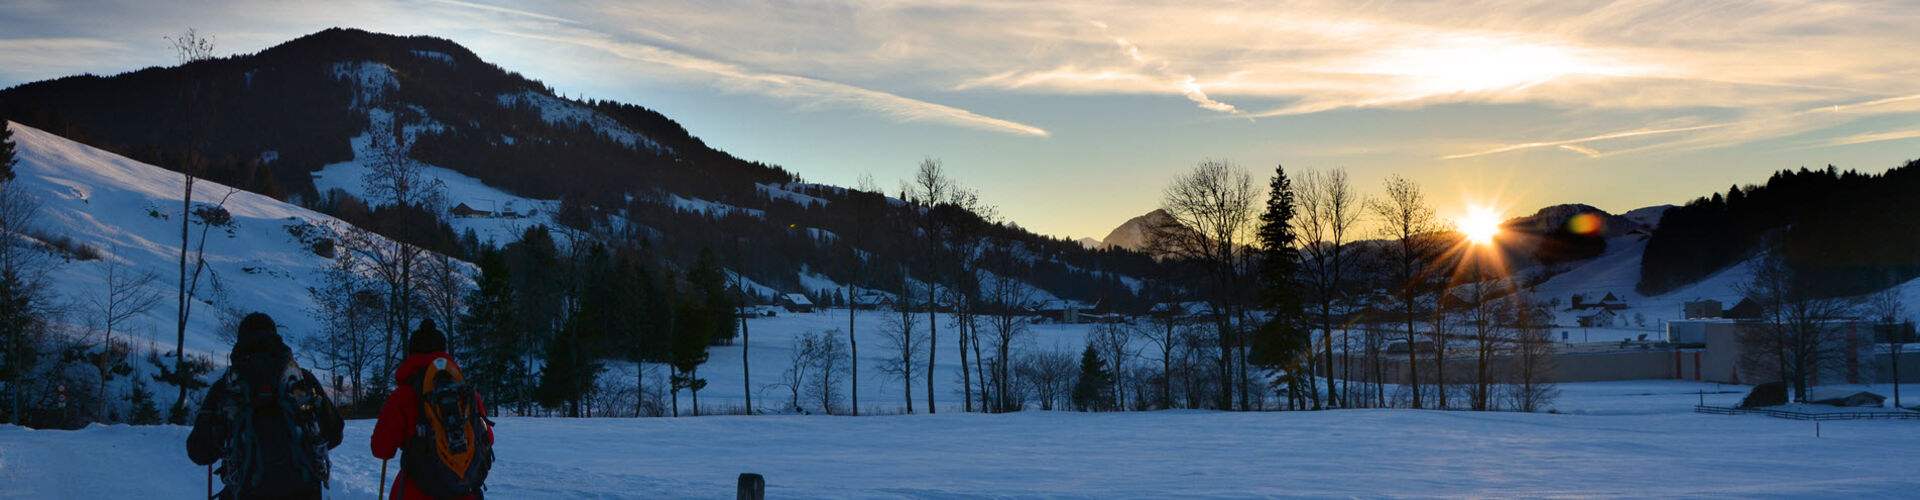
left=738, top=473, right=765, bottom=500
left=1739, top=382, right=1788, bottom=409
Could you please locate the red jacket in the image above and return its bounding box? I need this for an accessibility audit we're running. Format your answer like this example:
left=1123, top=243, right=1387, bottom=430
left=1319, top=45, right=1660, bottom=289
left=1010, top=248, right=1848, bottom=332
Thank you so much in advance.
left=372, top=352, right=494, bottom=500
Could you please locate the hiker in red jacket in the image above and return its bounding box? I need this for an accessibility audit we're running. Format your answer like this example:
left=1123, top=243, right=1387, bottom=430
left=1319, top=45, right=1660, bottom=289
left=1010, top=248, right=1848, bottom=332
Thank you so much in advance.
left=372, top=319, right=495, bottom=499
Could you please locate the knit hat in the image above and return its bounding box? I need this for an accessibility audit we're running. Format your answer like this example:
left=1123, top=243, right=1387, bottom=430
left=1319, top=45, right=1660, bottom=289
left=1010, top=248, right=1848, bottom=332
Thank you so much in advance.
left=408, top=318, right=446, bottom=355
left=232, top=312, right=286, bottom=360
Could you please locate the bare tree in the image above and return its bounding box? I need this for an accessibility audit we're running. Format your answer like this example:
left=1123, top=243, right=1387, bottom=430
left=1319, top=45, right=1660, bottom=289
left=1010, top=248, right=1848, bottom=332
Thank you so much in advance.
left=845, top=173, right=882, bottom=416
left=335, top=223, right=428, bottom=381
left=303, top=252, right=384, bottom=409
left=903, top=157, right=956, bottom=413
left=417, top=254, right=469, bottom=352
left=777, top=330, right=821, bottom=413
left=360, top=113, right=447, bottom=209
left=1866, top=286, right=1908, bottom=408
left=807, top=330, right=851, bottom=414
left=1366, top=175, right=1445, bottom=409
left=879, top=272, right=926, bottom=413
left=1425, top=302, right=1455, bottom=409
left=165, top=29, right=216, bottom=65
left=165, top=28, right=223, bottom=422
left=1297, top=168, right=1362, bottom=408
left=1090, top=321, right=1142, bottom=411
left=1463, top=279, right=1502, bottom=411
left=1151, top=159, right=1257, bottom=410
left=977, top=241, right=1034, bottom=413
left=171, top=188, right=236, bottom=420
left=1500, top=294, right=1558, bottom=412
left=1737, top=253, right=1855, bottom=402
left=1016, top=349, right=1076, bottom=411
left=937, top=191, right=993, bottom=413
left=1141, top=293, right=1193, bottom=408
left=89, top=253, right=161, bottom=420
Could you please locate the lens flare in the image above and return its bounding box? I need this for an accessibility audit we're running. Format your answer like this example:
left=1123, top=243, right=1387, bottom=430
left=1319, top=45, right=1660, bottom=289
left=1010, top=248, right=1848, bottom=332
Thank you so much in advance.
left=1566, top=213, right=1604, bottom=235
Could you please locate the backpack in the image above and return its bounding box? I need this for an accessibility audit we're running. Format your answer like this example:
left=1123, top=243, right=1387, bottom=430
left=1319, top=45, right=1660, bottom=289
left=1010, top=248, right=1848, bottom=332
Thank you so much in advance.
left=402, top=356, right=494, bottom=498
left=216, top=351, right=331, bottom=497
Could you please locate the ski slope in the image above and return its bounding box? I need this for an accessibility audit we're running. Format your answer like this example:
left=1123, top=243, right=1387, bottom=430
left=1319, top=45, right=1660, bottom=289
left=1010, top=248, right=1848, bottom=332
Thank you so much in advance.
left=3, top=380, right=1916, bottom=498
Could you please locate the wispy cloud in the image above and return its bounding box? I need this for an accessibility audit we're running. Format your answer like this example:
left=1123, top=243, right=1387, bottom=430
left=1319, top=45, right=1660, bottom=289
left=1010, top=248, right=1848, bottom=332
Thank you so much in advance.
left=1788, top=129, right=1920, bottom=151
left=1444, top=92, right=1920, bottom=160
left=1443, top=124, right=1726, bottom=160
left=421, top=0, right=580, bottom=25
left=498, top=30, right=1049, bottom=137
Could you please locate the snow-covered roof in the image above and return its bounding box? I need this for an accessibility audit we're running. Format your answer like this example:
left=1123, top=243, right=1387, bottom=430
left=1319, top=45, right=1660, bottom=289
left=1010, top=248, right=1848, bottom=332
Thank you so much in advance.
left=783, top=293, right=814, bottom=306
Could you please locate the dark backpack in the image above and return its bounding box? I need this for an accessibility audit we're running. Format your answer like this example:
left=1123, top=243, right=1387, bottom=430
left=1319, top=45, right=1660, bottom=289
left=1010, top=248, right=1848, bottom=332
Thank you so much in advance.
left=216, top=351, right=331, bottom=497
left=402, top=356, right=494, bottom=498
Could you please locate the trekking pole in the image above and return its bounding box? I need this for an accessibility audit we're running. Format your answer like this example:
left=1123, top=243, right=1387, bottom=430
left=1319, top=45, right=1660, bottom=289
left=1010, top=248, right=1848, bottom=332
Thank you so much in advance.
left=379, top=459, right=389, bottom=500
left=206, top=465, right=211, bottom=499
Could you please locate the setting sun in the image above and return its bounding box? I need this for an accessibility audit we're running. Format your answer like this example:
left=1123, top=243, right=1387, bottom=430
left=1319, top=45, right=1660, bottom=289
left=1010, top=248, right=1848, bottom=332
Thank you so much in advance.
left=1460, top=207, right=1503, bottom=245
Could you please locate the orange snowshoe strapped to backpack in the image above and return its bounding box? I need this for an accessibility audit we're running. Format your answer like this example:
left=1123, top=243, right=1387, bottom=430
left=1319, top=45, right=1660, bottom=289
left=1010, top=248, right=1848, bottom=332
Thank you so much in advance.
left=402, top=357, right=494, bottom=498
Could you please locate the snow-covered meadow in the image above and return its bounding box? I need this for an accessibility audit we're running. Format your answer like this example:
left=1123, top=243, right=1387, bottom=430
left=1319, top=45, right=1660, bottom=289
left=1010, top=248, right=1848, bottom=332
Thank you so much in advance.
left=4, top=379, right=1917, bottom=498
left=6, top=299, right=1918, bottom=498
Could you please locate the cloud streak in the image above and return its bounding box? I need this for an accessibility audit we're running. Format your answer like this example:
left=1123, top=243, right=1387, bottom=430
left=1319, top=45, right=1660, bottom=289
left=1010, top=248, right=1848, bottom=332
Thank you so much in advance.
left=498, top=30, right=1049, bottom=137
left=1444, top=92, right=1920, bottom=160
left=422, top=0, right=580, bottom=25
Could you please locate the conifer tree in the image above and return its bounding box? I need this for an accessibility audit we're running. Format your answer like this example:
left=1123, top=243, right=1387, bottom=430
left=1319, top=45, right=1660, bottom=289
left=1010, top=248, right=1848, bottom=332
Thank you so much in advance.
left=458, top=248, right=524, bottom=412
left=1072, top=345, right=1113, bottom=412
left=1252, top=164, right=1313, bottom=407
left=0, top=119, right=16, bottom=182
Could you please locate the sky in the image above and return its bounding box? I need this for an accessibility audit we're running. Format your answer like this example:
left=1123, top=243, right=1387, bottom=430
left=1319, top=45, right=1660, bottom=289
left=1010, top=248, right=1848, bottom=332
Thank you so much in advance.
left=3, top=0, right=1919, bottom=241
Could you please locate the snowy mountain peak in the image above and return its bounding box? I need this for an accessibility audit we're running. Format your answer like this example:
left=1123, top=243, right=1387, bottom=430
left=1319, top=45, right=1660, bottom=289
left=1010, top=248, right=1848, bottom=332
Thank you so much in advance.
left=1101, top=209, right=1176, bottom=252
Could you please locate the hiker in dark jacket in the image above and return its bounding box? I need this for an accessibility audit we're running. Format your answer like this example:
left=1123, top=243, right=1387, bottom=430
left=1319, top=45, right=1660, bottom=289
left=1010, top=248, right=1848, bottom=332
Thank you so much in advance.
left=372, top=319, right=494, bottom=500
left=187, top=312, right=345, bottom=500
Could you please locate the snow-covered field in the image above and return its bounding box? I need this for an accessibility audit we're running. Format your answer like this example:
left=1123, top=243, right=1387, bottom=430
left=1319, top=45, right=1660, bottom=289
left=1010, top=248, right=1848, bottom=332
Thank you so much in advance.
left=13, top=115, right=1920, bottom=498
left=5, top=380, right=1917, bottom=499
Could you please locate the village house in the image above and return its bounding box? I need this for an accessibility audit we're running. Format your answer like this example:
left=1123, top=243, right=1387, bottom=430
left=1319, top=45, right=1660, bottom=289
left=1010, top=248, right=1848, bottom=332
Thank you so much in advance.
left=780, top=293, right=815, bottom=313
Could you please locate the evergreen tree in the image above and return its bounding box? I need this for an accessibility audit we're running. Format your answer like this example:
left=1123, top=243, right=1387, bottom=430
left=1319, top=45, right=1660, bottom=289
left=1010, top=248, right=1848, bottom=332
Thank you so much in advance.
left=0, top=269, right=36, bottom=423
left=668, top=301, right=711, bottom=417
left=1252, top=164, right=1314, bottom=407
left=1071, top=344, right=1113, bottom=412
left=689, top=249, right=736, bottom=345
left=534, top=318, right=602, bottom=417
left=126, top=377, right=163, bottom=425
left=0, top=119, right=16, bottom=182
left=458, top=248, right=523, bottom=413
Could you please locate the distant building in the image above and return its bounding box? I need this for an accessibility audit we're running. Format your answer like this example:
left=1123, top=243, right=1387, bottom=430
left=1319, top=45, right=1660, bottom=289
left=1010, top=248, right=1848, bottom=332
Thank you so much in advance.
left=449, top=202, right=490, bottom=218
left=1577, top=309, right=1619, bottom=327
left=780, top=293, right=815, bottom=313
left=1683, top=300, right=1724, bottom=319
left=1032, top=299, right=1099, bottom=324
left=1598, top=292, right=1628, bottom=311
left=1664, top=319, right=1879, bottom=385
left=1571, top=292, right=1629, bottom=311
left=1723, top=298, right=1763, bottom=320
left=850, top=291, right=894, bottom=310
left=448, top=199, right=536, bottom=219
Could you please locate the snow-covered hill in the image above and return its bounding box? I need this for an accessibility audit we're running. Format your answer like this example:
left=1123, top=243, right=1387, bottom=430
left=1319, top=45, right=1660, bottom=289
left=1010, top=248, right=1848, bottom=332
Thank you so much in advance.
left=8, top=121, right=438, bottom=361
left=1524, top=211, right=1920, bottom=335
